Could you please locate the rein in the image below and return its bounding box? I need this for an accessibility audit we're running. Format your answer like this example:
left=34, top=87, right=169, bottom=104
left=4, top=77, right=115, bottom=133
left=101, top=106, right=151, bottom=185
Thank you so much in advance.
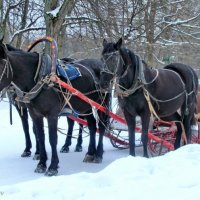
left=0, top=59, right=11, bottom=82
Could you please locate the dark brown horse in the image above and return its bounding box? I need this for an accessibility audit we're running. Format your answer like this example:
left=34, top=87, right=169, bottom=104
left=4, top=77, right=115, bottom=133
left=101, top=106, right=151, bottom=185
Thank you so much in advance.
left=100, top=38, right=198, bottom=157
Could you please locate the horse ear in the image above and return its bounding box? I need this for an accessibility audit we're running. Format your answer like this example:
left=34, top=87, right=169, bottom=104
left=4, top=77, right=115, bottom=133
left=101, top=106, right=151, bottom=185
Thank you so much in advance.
left=0, top=35, right=4, bottom=44
left=102, top=38, right=108, bottom=47
left=115, top=37, right=123, bottom=50
left=0, top=41, right=6, bottom=59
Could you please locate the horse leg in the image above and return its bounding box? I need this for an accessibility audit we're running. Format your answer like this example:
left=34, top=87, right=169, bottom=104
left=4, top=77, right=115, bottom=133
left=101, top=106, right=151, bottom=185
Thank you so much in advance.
left=30, top=115, right=47, bottom=174
left=93, top=111, right=109, bottom=163
left=83, top=114, right=97, bottom=163
left=32, top=123, right=40, bottom=160
left=45, top=116, right=59, bottom=176
left=162, top=112, right=182, bottom=149
left=183, top=114, right=193, bottom=144
left=140, top=112, right=150, bottom=158
left=60, top=117, right=74, bottom=153
left=15, top=106, right=32, bottom=157
left=75, top=121, right=83, bottom=152
left=174, top=122, right=182, bottom=149
left=123, top=110, right=136, bottom=156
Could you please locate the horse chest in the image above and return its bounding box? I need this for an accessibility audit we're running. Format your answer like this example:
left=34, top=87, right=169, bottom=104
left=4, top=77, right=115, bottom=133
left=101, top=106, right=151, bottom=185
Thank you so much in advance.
left=118, top=93, right=147, bottom=114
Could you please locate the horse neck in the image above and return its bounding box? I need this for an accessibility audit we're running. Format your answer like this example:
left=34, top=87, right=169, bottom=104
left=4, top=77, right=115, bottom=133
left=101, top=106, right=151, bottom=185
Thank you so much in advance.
left=118, top=49, right=137, bottom=89
left=142, top=64, right=158, bottom=85
left=8, top=52, right=39, bottom=91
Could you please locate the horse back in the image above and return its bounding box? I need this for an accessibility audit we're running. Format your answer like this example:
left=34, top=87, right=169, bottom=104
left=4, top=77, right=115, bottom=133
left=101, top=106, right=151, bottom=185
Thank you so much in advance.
left=75, top=58, right=103, bottom=78
left=164, top=63, right=198, bottom=95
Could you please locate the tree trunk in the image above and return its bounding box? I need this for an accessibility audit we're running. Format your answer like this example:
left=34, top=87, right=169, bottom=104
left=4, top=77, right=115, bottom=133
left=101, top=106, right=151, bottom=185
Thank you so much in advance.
left=144, top=0, right=157, bottom=66
left=16, top=0, right=29, bottom=48
left=43, top=0, right=76, bottom=53
left=0, top=0, right=5, bottom=40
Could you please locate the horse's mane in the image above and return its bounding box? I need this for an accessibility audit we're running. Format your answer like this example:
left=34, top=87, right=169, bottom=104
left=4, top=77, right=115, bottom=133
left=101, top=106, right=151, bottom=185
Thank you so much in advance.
left=6, top=44, right=22, bottom=52
left=61, top=57, right=75, bottom=63
left=120, top=47, right=137, bottom=67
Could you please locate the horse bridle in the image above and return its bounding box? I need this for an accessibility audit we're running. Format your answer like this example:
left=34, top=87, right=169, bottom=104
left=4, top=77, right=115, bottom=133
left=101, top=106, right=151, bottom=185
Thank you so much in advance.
left=101, top=49, right=162, bottom=98
left=101, top=51, right=126, bottom=77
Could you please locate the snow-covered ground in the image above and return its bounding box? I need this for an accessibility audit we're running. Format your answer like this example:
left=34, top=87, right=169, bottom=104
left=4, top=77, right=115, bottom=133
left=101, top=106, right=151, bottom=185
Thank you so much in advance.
left=1, top=98, right=200, bottom=200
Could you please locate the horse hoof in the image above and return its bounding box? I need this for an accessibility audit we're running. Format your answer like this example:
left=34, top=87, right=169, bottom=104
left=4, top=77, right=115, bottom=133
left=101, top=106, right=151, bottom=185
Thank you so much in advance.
left=60, top=146, right=69, bottom=153
left=83, top=154, right=95, bottom=163
left=21, top=151, right=31, bottom=157
left=34, top=164, right=47, bottom=173
left=33, top=153, right=40, bottom=160
left=45, top=169, right=58, bottom=176
left=93, top=156, right=103, bottom=163
left=74, top=146, right=82, bottom=152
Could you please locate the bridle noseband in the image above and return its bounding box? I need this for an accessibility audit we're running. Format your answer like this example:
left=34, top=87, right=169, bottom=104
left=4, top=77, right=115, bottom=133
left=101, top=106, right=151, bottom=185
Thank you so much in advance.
left=101, top=51, right=126, bottom=77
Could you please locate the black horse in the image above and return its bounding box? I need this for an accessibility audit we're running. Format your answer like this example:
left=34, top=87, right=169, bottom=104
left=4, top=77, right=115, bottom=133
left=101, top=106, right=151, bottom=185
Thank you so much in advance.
left=59, top=114, right=84, bottom=153
left=0, top=41, right=109, bottom=176
left=4, top=45, right=84, bottom=157
left=100, top=38, right=198, bottom=158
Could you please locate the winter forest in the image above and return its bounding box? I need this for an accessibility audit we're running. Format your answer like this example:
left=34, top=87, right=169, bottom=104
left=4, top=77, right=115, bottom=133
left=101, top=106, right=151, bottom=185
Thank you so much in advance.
left=1, top=1, right=200, bottom=199
left=0, top=0, right=200, bottom=75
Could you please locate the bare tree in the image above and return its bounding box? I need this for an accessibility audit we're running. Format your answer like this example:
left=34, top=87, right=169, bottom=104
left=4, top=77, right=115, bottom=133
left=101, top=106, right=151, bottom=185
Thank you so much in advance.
left=0, top=0, right=22, bottom=41
left=44, top=0, right=76, bottom=39
left=16, top=0, right=29, bottom=48
left=43, top=0, right=76, bottom=54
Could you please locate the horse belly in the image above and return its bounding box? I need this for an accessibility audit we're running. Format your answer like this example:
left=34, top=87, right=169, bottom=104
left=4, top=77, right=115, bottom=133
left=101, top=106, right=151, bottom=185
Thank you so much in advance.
left=155, top=98, right=184, bottom=117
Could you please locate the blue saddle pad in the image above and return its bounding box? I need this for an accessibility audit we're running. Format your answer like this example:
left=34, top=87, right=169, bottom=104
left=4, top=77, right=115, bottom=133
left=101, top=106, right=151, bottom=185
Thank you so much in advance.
left=59, top=107, right=79, bottom=117
left=56, top=63, right=81, bottom=81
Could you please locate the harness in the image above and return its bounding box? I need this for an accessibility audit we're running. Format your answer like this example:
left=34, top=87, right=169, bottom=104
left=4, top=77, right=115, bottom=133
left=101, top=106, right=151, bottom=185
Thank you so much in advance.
left=101, top=49, right=199, bottom=122
left=3, top=50, right=102, bottom=106
left=102, top=51, right=159, bottom=97
left=6, top=53, right=53, bottom=103
left=102, top=50, right=188, bottom=100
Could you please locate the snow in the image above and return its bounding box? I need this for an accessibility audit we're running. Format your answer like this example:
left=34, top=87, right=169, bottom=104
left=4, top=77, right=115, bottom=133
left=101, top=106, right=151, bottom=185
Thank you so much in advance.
left=1, top=99, right=200, bottom=200
left=46, top=5, right=62, bottom=18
